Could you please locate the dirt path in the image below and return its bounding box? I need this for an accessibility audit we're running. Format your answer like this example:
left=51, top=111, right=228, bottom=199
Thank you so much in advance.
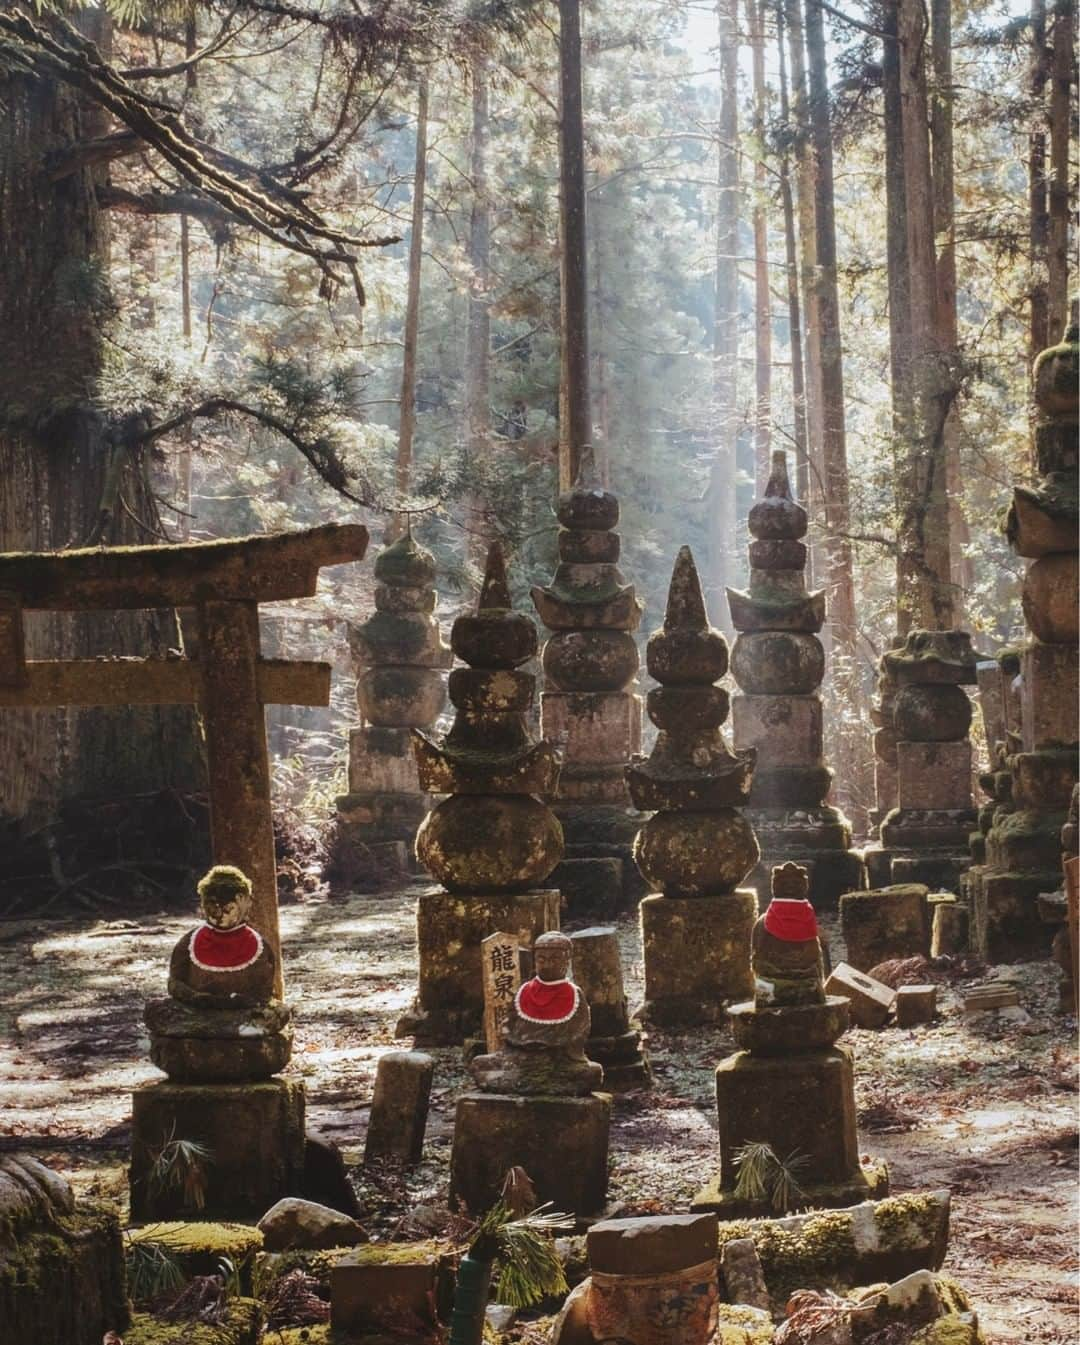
left=0, top=891, right=1075, bottom=1342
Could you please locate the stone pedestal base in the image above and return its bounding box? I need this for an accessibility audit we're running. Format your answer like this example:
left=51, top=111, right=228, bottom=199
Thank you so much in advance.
left=639, top=890, right=757, bottom=1026
left=693, top=1047, right=885, bottom=1216
left=586, top=1029, right=651, bottom=1089
left=450, top=1092, right=611, bottom=1216
left=396, top=888, right=560, bottom=1044
left=692, top=1159, right=890, bottom=1218
left=130, top=1079, right=305, bottom=1220
left=329, top=790, right=429, bottom=889
left=840, top=885, right=931, bottom=971
left=971, top=870, right=1056, bottom=962
left=552, top=856, right=623, bottom=920
left=558, top=803, right=648, bottom=908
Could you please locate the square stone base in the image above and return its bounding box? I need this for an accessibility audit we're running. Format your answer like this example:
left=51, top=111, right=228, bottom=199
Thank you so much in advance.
left=692, top=1158, right=889, bottom=1218
left=348, top=725, right=424, bottom=794
left=130, top=1079, right=305, bottom=1220
left=897, top=741, right=972, bottom=811
left=889, top=853, right=970, bottom=891
left=551, top=856, right=623, bottom=920
left=840, top=886, right=930, bottom=972
left=397, top=888, right=560, bottom=1044
left=640, top=891, right=756, bottom=1026
left=971, top=870, right=1057, bottom=962
left=733, top=694, right=823, bottom=770
left=1022, top=642, right=1079, bottom=750
left=450, top=1092, right=610, bottom=1216
left=542, top=691, right=642, bottom=766
left=331, top=1244, right=455, bottom=1336
left=712, top=1048, right=862, bottom=1188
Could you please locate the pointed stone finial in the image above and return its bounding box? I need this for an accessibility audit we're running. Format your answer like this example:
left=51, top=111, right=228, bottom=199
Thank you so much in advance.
left=479, top=542, right=512, bottom=612
left=664, top=546, right=708, bottom=631
left=765, top=450, right=792, bottom=500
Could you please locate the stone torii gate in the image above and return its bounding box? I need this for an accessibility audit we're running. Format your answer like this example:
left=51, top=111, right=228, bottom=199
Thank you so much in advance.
left=0, top=523, right=368, bottom=992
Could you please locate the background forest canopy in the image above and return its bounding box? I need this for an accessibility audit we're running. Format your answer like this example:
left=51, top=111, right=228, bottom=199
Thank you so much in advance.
left=0, top=0, right=1075, bottom=835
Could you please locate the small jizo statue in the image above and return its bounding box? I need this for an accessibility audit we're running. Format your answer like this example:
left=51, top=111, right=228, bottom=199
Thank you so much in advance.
left=471, top=931, right=603, bottom=1096
left=752, top=863, right=825, bottom=1009
left=168, top=865, right=277, bottom=1007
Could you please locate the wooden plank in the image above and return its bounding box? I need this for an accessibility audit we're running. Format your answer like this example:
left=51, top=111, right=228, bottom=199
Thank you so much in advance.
left=0, top=657, right=331, bottom=708
left=481, top=931, right=522, bottom=1052
left=0, top=523, right=368, bottom=611
left=0, top=592, right=27, bottom=687
left=199, top=600, right=283, bottom=996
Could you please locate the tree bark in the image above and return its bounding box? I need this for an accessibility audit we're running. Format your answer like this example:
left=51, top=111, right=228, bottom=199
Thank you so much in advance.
left=558, top=0, right=593, bottom=490
left=395, top=75, right=429, bottom=526
left=748, top=0, right=772, bottom=495
left=785, top=0, right=825, bottom=592
left=710, top=0, right=740, bottom=634
left=804, top=0, right=864, bottom=822
left=1029, top=0, right=1051, bottom=363
left=1048, top=0, right=1074, bottom=341
left=895, top=0, right=956, bottom=631
left=930, top=0, right=972, bottom=614
left=0, top=12, right=202, bottom=829
left=464, top=55, right=492, bottom=566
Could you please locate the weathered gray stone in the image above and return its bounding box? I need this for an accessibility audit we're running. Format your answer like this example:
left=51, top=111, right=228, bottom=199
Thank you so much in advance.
left=257, top=1196, right=366, bottom=1251
left=364, top=1050, right=434, bottom=1165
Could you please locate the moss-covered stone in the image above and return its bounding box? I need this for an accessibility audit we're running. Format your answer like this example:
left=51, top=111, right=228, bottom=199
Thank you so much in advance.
left=125, top=1297, right=263, bottom=1345
left=714, top=1302, right=773, bottom=1344
left=128, top=1221, right=263, bottom=1293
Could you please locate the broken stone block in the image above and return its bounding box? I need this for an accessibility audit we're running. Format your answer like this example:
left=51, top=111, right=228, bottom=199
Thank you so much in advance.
left=721, top=1236, right=770, bottom=1310
left=931, top=898, right=969, bottom=957
left=839, top=885, right=930, bottom=972
left=849, top=1268, right=946, bottom=1339
left=303, top=1129, right=360, bottom=1217
left=963, top=984, right=1020, bottom=1011
left=450, top=1092, right=611, bottom=1216
left=330, top=1241, right=455, bottom=1337
left=895, top=985, right=938, bottom=1027
left=713, top=1190, right=952, bottom=1299
left=585, top=1213, right=719, bottom=1344
left=550, top=1279, right=592, bottom=1345
left=257, top=1196, right=366, bottom=1251
left=569, top=925, right=649, bottom=1088
left=0, top=1154, right=128, bottom=1345
left=910, top=1312, right=985, bottom=1344
left=364, top=1050, right=434, bottom=1165
left=824, top=963, right=895, bottom=1029
left=896, top=741, right=972, bottom=811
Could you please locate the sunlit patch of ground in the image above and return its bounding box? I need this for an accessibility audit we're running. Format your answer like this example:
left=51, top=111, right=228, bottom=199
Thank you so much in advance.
left=0, top=895, right=1075, bottom=1342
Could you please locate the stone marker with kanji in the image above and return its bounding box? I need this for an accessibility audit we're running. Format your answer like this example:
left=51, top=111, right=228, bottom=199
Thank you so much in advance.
left=481, top=931, right=522, bottom=1053
left=451, top=931, right=611, bottom=1216
left=694, top=862, right=889, bottom=1216
left=0, top=523, right=368, bottom=995
left=627, top=546, right=760, bottom=1025
left=131, top=864, right=305, bottom=1220
left=397, top=543, right=563, bottom=1045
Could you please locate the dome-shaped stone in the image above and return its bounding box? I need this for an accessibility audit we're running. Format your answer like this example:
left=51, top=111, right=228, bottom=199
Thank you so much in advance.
left=557, top=488, right=620, bottom=531
left=893, top=683, right=972, bottom=742
left=731, top=631, right=825, bottom=696
left=646, top=547, right=728, bottom=685
left=374, top=533, right=437, bottom=588
left=748, top=452, right=808, bottom=541
left=633, top=809, right=760, bottom=897
left=1033, top=311, right=1079, bottom=418
left=543, top=629, right=639, bottom=691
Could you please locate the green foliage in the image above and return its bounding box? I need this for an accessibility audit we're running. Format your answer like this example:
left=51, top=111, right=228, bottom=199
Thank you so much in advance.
left=125, top=1226, right=187, bottom=1303
left=467, top=1201, right=569, bottom=1308
left=733, top=1140, right=810, bottom=1213
left=146, top=1132, right=214, bottom=1212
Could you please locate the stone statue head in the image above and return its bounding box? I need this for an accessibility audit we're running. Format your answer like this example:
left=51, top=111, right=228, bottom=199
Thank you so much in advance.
left=771, top=862, right=810, bottom=902
left=533, top=931, right=573, bottom=983
left=197, top=865, right=253, bottom=931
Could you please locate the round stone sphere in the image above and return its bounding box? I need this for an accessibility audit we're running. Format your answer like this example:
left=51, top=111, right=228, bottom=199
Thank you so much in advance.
left=748, top=538, right=807, bottom=570
left=375, top=537, right=437, bottom=588
left=1033, top=328, right=1079, bottom=418
left=357, top=666, right=446, bottom=726
left=452, top=611, right=538, bottom=669
left=1022, top=553, right=1079, bottom=643
left=557, top=488, right=619, bottom=531
left=646, top=684, right=729, bottom=732
left=634, top=808, right=760, bottom=897
left=558, top=528, right=620, bottom=564
left=748, top=494, right=808, bottom=541
left=730, top=631, right=825, bottom=696
left=375, top=583, right=436, bottom=614
left=416, top=794, right=563, bottom=892
left=893, top=683, right=972, bottom=742
left=543, top=630, right=639, bottom=692
left=646, top=627, right=728, bottom=686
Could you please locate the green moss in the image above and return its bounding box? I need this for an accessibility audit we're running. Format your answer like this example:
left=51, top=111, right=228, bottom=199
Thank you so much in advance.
left=715, top=1303, right=774, bottom=1342
left=253, top=1247, right=353, bottom=1297
left=129, top=1221, right=263, bottom=1260
left=873, top=1192, right=945, bottom=1250
left=910, top=1312, right=985, bottom=1345
left=125, top=1298, right=263, bottom=1344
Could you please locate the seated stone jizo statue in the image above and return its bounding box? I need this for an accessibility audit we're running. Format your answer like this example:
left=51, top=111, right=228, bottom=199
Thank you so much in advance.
left=146, top=865, right=293, bottom=1082
left=471, top=931, right=603, bottom=1096
left=751, top=860, right=826, bottom=1008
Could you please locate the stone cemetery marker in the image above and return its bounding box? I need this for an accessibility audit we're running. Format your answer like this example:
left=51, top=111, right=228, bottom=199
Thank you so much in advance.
left=364, top=1051, right=435, bottom=1166
left=824, top=962, right=896, bottom=1029
left=481, top=932, right=522, bottom=1053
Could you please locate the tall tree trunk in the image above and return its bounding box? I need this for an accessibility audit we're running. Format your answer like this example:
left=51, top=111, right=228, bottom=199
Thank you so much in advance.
left=1048, top=0, right=1074, bottom=339
left=0, top=13, right=202, bottom=832
left=558, top=0, right=593, bottom=490
left=748, top=0, right=772, bottom=495
left=804, top=0, right=863, bottom=822
left=1029, top=0, right=1051, bottom=364
left=710, top=0, right=740, bottom=634
left=785, top=0, right=825, bottom=592
left=776, top=2, right=811, bottom=523
left=930, top=0, right=972, bottom=614
left=591, top=191, right=612, bottom=488
left=896, top=0, right=955, bottom=631
left=395, top=75, right=430, bottom=527
left=464, top=55, right=492, bottom=568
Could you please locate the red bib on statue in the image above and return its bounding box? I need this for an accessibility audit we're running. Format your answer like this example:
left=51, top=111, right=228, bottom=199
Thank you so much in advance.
left=190, top=923, right=263, bottom=971
left=762, top=898, right=818, bottom=943
left=515, top=978, right=579, bottom=1024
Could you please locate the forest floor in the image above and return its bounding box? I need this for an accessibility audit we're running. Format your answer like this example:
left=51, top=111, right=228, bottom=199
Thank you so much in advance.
left=0, top=887, right=1076, bottom=1344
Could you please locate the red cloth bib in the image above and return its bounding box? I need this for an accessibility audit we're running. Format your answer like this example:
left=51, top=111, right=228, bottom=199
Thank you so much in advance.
left=762, top=898, right=818, bottom=943
left=515, top=977, right=578, bottom=1023
left=190, top=923, right=262, bottom=971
